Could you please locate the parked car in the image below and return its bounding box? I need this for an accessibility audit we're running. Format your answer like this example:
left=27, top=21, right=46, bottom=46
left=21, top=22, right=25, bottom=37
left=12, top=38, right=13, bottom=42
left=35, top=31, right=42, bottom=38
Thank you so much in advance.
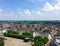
left=24, top=38, right=30, bottom=42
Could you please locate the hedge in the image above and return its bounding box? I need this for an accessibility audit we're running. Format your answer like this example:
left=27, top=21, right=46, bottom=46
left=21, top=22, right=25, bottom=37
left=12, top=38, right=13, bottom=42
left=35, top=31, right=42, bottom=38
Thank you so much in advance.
left=0, top=40, right=4, bottom=46
left=7, top=31, right=19, bottom=34
left=4, top=31, right=33, bottom=39
left=4, top=32, right=24, bottom=39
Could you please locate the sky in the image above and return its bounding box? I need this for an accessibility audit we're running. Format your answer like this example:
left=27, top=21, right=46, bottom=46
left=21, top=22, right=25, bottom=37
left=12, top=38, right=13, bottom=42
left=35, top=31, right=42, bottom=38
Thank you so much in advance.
left=0, top=0, right=60, bottom=20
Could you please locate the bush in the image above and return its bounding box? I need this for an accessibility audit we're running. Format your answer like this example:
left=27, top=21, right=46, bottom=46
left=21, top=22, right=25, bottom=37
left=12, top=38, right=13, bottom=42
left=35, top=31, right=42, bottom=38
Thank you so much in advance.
left=22, top=32, right=33, bottom=38
left=43, top=37, right=48, bottom=44
left=32, top=41, right=44, bottom=46
left=34, top=36, right=43, bottom=42
left=32, top=36, right=48, bottom=46
left=0, top=40, right=4, bottom=46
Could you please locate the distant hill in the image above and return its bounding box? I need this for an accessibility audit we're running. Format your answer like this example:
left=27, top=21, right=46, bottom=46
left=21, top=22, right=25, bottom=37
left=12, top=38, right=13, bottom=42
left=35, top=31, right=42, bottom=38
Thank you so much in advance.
left=0, top=20, right=60, bottom=24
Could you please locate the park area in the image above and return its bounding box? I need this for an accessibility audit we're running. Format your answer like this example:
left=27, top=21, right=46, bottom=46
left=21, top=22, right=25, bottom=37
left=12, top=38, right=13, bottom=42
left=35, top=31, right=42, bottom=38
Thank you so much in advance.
left=0, top=31, right=48, bottom=46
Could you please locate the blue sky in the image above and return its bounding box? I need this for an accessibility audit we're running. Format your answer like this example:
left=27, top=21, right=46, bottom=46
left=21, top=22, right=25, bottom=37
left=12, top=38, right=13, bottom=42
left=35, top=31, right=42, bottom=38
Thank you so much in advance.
left=0, top=0, right=60, bottom=20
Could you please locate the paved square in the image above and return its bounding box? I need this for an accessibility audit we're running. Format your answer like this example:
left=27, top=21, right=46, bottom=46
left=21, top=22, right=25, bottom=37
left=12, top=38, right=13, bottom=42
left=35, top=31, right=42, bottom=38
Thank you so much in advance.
left=4, top=37, right=31, bottom=46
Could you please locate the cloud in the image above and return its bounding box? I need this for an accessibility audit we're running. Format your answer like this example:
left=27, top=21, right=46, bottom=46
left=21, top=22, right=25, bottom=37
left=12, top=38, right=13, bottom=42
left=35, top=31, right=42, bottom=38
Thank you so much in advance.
left=0, top=9, right=3, bottom=15
left=0, top=8, right=41, bottom=20
left=43, top=2, right=53, bottom=11
left=17, top=9, right=42, bottom=20
left=36, top=10, right=41, bottom=15
left=0, top=9, right=2, bottom=12
left=56, top=0, right=60, bottom=3
left=27, top=0, right=44, bottom=3
left=41, top=0, right=60, bottom=20
left=43, top=0, right=60, bottom=11
left=24, top=9, right=31, bottom=15
left=19, top=11, right=22, bottom=15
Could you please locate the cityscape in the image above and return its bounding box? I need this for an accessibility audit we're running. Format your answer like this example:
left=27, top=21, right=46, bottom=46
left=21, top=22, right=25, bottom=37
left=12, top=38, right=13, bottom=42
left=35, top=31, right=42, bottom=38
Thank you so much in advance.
left=0, top=0, right=60, bottom=46
left=0, top=21, right=60, bottom=46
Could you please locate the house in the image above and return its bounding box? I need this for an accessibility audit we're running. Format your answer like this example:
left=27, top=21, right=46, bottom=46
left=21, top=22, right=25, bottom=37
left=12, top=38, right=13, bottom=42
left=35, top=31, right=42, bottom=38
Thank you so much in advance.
left=0, top=29, right=4, bottom=38
left=2, top=23, right=11, bottom=30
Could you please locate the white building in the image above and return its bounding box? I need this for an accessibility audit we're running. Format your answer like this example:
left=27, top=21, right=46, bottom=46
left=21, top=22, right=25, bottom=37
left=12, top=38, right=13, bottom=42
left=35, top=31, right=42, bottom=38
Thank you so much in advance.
left=0, top=29, right=4, bottom=38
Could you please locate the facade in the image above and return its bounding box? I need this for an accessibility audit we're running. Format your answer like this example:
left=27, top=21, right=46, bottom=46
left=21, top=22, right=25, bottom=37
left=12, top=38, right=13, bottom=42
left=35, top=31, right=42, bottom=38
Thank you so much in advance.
left=0, top=29, right=4, bottom=38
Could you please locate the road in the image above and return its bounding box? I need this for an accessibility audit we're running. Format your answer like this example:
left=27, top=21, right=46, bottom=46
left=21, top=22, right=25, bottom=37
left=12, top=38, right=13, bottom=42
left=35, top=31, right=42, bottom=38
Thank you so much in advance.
left=50, top=41, right=58, bottom=46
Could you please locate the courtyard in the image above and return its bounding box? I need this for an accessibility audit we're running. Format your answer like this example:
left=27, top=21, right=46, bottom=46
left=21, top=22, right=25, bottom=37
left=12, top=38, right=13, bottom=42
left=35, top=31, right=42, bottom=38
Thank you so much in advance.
left=4, top=37, right=31, bottom=46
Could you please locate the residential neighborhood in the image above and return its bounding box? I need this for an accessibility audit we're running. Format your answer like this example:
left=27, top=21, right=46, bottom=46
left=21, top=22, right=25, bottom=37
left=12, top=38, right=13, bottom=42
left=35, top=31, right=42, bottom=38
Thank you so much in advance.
left=0, top=21, right=60, bottom=46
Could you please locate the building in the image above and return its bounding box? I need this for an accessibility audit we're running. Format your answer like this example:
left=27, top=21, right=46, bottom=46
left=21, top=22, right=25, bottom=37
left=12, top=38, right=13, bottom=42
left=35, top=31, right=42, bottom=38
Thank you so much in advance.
left=0, top=29, right=4, bottom=38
